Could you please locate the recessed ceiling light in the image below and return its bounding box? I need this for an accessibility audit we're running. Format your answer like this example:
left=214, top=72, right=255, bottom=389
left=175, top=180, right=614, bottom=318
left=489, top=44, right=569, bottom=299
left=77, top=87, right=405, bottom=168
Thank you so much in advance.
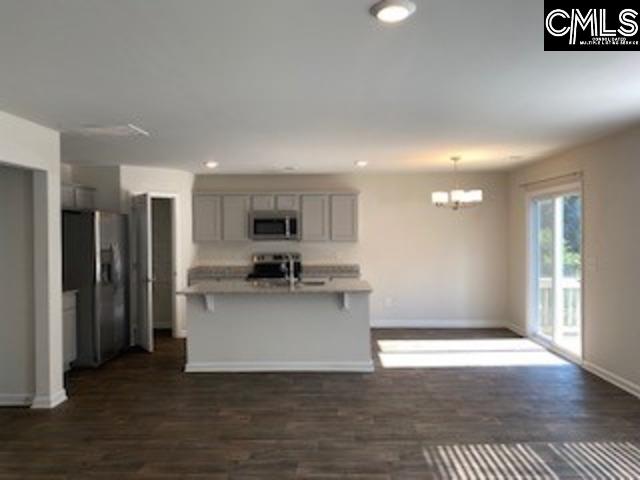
left=370, top=0, right=416, bottom=23
left=355, top=160, right=369, bottom=168
left=204, top=161, right=219, bottom=169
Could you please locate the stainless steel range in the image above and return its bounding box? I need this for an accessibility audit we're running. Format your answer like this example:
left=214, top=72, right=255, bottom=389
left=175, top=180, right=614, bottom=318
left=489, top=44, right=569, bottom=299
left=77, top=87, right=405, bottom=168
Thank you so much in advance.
left=247, top=253, right=302, bottom=289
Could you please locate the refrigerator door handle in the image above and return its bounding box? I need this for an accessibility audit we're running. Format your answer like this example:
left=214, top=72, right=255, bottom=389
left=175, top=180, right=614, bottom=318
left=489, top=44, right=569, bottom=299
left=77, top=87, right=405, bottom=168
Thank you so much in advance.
left=94, top=212, right=101, bottom=284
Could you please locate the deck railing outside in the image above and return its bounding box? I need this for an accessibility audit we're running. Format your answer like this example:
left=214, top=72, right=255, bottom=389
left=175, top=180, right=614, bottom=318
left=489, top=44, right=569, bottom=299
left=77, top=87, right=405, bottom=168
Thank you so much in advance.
left=538, top=277, right=581, bottom=337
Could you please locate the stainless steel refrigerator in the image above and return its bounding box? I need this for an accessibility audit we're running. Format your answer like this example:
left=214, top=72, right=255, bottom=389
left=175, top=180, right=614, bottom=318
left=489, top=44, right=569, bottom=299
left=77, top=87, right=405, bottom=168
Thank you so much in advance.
left=62, top=210, right=129, bottom=367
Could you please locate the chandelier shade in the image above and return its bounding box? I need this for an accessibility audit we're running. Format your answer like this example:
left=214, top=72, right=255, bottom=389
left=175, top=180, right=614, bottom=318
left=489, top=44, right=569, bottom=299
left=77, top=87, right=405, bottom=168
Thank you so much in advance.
left=432, top=158, right=484, bottom=210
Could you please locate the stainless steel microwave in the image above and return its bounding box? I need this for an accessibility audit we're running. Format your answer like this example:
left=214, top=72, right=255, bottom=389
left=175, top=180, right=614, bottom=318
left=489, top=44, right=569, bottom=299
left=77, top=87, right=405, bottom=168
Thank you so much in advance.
left=249, top=211, right=300, bottom=241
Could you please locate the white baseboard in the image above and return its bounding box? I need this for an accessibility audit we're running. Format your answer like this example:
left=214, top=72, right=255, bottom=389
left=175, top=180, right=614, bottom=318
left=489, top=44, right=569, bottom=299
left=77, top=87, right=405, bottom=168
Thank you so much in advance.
left=0, top=393, right=33, bottom=407
left=507, top=322, right=527, bottom=337
left=583, top=361, right=640, bottom=400
left=31, top=389, right=68, bottom=409
left=175, top=329, right=187, bottom=339
left=371, top=319, right=506, bottom=329
left=185, top=360, right=375, bottom=373
left=509, top=325, right=639, bottom=399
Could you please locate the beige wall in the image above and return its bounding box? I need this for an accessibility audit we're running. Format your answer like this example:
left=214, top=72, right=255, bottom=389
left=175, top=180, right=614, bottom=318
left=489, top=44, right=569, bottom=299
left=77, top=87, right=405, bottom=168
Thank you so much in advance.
left=508, top=124, right=640, bottom=392
left=194, top=173, right=510, bottom=326
left=71, top=165, right=122, bottom=212
left=0, top=166, right=35, bottom=404
left=61, top=163, right=73, bottom=183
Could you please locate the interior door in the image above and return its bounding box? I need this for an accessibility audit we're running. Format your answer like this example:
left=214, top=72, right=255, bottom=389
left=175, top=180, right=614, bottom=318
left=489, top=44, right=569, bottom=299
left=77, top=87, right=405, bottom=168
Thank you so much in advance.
left=531, top=189, right=582, bottom=358
left=133, top=194, right=154, bottom=352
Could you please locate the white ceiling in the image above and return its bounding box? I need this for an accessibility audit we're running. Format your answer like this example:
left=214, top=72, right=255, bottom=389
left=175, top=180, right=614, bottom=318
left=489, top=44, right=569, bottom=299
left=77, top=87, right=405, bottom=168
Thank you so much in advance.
left=1, top=0, right=639, bottom=174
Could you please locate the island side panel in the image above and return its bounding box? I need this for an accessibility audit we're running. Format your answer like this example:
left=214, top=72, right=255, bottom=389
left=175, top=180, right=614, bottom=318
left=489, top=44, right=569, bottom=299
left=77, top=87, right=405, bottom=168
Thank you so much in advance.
left=185, top=292, right=373, bottom=372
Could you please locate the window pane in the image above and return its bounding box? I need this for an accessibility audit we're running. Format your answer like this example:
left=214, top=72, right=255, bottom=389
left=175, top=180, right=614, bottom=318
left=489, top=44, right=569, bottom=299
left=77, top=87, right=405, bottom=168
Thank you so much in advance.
left=536, top=199, right=554, bottom=339
left=558, top=193, right=582, bottom=356
left=563, top=194, right=581, bottom=278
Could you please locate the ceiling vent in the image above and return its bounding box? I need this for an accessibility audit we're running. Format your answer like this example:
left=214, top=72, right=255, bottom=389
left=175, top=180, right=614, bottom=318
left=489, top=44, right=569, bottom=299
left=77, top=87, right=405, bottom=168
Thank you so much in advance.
left=65, top=123, right=150, bottom=137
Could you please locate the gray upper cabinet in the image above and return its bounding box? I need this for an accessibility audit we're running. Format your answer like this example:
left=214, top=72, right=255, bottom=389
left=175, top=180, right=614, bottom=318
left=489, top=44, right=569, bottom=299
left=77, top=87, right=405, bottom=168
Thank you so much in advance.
left=301, top=195, right=330, bottom=242
left=276, top=195, right=299, bottom=211
left=330, top=194, right=358, bottom=242
left=251, top=195, right=275, bottom=211
left=61, top=184, right=96, bottom=210
left=75, top=187, right=95, bottom=210
left=251, top=194, right=299, bottom=211
left=193, top=194, right=222, bottom=242
left=222, top=195, right=250, bottom=241
left=192, top=191, right=358, bottom=243
left=62, top=185, right=76, bottom=209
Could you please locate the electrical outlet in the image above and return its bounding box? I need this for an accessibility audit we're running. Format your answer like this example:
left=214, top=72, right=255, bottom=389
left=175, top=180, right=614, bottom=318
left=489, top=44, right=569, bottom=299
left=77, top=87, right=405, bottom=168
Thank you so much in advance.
left=384, top=297, right=394, bottom=308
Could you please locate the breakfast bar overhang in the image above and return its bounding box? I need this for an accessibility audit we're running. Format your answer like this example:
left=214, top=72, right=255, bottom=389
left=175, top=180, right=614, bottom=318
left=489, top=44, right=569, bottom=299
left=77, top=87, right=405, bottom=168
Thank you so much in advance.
left=180, top=279, right=373, bottom=372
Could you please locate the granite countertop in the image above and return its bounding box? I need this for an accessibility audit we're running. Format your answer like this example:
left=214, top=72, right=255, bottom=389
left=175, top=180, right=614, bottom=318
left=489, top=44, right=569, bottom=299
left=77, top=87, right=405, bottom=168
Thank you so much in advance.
left=179, top=278, right=372, bottom=295
left=188, top=264, right=361, bottom=283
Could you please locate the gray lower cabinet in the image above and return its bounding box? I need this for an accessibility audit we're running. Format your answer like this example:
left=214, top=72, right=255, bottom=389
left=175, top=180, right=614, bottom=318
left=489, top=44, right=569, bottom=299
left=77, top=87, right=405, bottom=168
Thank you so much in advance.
left=222, top=195, right=250, bottom=241
left=193, top=194, right=222, bottom=242
left=330, top=194, right=358, bottom=242
left=62, top=291, right=77, bottom=371
left=301, top=194, right=330, bottom=242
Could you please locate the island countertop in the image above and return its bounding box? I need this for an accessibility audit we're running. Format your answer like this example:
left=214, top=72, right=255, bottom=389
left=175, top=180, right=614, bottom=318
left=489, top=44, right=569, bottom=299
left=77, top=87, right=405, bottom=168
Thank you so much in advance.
left=179, top=278, right=372, bottom=295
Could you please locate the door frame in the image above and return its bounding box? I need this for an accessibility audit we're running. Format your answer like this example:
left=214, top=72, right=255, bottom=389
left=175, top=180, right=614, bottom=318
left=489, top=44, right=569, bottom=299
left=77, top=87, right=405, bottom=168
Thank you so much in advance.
left=131, top=192, right=179, bottom=344
left=150, top=193, right=179, bottom=337
left=525, top=180, right=585, bottom=365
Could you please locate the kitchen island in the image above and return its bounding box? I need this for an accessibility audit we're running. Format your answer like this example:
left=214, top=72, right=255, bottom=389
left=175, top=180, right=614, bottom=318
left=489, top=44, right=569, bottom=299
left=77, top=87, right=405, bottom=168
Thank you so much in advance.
left=180, top=278, right=373, bottom=372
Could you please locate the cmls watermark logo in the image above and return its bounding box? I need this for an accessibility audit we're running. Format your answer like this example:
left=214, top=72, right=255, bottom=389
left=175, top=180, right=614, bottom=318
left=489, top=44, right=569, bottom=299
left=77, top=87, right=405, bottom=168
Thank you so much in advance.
left=544, top=3, right=640, bottom=50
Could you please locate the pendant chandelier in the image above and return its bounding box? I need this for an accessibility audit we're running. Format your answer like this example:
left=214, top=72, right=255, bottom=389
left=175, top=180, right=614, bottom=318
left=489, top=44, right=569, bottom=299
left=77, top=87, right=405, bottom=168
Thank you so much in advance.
left=432, top=157, right=483, bottom=210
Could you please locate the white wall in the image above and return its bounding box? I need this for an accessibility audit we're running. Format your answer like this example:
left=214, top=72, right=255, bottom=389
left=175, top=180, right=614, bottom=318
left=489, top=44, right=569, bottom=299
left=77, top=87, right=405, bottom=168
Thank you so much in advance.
left=508, top=124, right=640, bottom=395
left=193, top=173, right=509, bottom=327
left=120, top=166, right=195, bottom=337
left=70, top=165, right=122, bottom=212
left=0, top=166, right=35, bottom=404
left=0, top=111, right=65, bottom=408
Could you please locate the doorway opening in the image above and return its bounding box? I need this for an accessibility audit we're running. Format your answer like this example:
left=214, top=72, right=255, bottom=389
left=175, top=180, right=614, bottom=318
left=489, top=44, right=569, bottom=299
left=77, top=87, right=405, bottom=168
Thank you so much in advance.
left=151, top=198, right=174, bottom=333
left=132, top=193, right=178, bottom=352
left=528, top=184, right=583, bottom=360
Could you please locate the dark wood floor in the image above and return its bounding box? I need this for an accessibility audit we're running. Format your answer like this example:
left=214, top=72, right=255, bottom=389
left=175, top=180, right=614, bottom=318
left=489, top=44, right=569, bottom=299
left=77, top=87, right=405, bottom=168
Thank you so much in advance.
left=1, top=329, right=639, bottom=479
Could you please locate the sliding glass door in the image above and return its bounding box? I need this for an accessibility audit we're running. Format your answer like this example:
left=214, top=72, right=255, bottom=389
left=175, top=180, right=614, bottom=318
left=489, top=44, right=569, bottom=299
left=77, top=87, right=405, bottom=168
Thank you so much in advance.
left=530, top=189, right=582, bottom=358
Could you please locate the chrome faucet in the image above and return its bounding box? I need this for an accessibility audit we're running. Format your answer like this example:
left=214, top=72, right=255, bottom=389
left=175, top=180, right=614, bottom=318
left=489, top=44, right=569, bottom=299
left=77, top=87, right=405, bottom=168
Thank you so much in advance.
left=282, top=253, right=297, bottom=291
